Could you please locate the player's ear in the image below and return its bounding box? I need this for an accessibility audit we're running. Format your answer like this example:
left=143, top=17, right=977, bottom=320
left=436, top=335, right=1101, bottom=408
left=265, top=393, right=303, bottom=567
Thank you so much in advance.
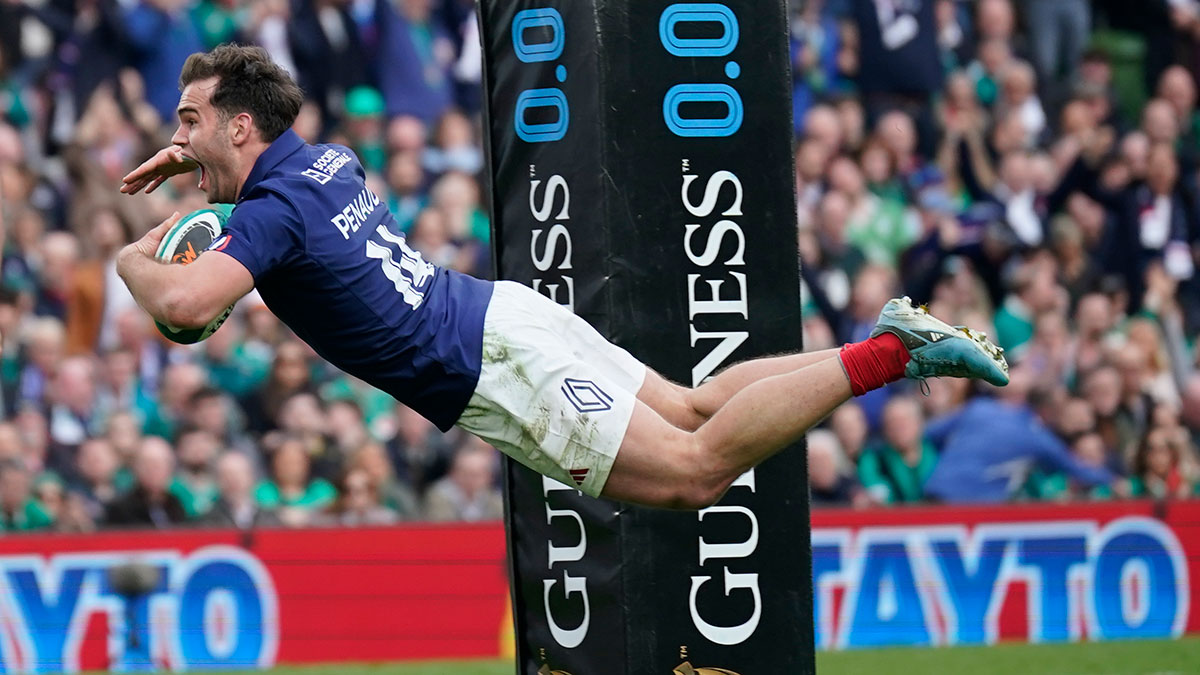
left=229, top=112, right=254, bottom=146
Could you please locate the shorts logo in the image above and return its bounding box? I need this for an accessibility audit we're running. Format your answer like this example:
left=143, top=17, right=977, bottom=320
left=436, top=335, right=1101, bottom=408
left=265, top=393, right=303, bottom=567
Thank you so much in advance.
left=568, top=468, right=589, bottom=486
left=561, top=378, right=612, bottom=413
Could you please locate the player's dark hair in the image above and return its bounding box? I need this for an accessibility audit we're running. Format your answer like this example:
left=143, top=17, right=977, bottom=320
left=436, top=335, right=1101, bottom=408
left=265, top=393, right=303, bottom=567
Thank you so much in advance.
left=179, top=44, right=303, bottom=143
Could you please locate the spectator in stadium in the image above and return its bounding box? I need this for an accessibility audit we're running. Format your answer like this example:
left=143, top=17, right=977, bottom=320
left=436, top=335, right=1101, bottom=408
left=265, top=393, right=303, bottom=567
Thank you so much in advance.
left=326, top=398, right=370, bottom=457
left=288, top=0, right=369, bottom=136
left=830, top=155, right=920, bottom=269
left=853, top=0, right=943, bottom=155
left=186, top=386, right=256, bottom=456
left=0, top=423, right=19, bottom=465
left=790, top=0, right=850, bottom=133
left=858, top=396, right=937, bottom=504
left=1130, top=425, right=1199, bottom=499
left=993, top=259, right=1064, bottom=359
left=13, top=406, right=50, bottom=477
left=105, top=436, right=187, bottom=528
left=1072, top=293, right=1118, bottom=374
left=1124, top=316, right=1183, bottom=407
left=1157, top=66, right=1200, bottom=147
left=375, top=0, right=456, bottom=123
left=829, top=402, right=869, bottom=465
left=384, top=150, right=427, bottom=232
left=254, top=434, right=336, bottom=527
left=94, top=348, right=141, bottom=425
left=996, top=61, right=1046, bottom=146
left=276, top=391, right=340, bottom=480
left=105, top=410, right=143, bottom=474
left=808, top=428, right=870, bottom=508
left=924, top=369, right=1116, bottom=502
left=422, top=110, right=482, bottom=178
left=1111, top=344, right=1161, bottom=463
left=1090, top=142, right=1194, bottom=312
left=391, top=403, right=455, bottom=494
left=17, top=317, right=66, bottom=409
left=65, top=85, right=160, bottom=235
left=347, top=441, right=420, bottom=520
left=32, top=473, right=66, bottom=525
left=34, top=232, right=81, bottom=327
left=111, top=307, right=169, bottom=399
left=242, top=340, right=313, bottom=434
left=1021, top=310, right=1073, bottom=389
left=203, top=451, right=281, bottom=530
left=1048, top=216, right=1103, bottom=308
left=1022, top=0, right=1091, bottom=105
left=169, top=426, right=220, bottom=518
left=123, top=0, right=206, bottom=124
left=142, top=361, right=208, bottom=439
left=71, top=437, right=122, bottom=524
left=341, top=86, right=388, bottom=173
left=428, top=171, right=489, bottom=274
left=66, top=207, right=139, bottom=354
left=197, top=323, right=271, bottom=398
left=423, top=438, right=503, bottom=522
left=0, top=459, right=53, bottom=531
left=45, top=356, right=102, bottom=474
left=316, top=466, right=399, bottom=526
left=1027, top=431, right=1118, bottom=501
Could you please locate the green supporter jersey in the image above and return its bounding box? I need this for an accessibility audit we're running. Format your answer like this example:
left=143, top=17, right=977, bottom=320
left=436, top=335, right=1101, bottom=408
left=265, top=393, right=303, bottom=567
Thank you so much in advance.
left=169, top=477, right=219, bottom=519
left=1024, top=469, right=1113, bottom=501
left=0, top=499, right=54, bottom=532
left=858, top=441, right=938, bottom=504
left=254, top=479, right=337, bottom=510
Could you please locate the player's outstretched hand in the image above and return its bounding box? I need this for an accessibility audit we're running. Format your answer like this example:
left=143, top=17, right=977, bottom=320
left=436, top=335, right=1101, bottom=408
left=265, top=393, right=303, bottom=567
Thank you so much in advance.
left=120, top=147, right=199, bottom=195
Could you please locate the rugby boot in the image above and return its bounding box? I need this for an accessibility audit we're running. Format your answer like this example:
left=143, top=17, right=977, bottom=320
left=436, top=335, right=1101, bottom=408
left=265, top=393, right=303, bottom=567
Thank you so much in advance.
left=870, top=296, right=1009, bottom=387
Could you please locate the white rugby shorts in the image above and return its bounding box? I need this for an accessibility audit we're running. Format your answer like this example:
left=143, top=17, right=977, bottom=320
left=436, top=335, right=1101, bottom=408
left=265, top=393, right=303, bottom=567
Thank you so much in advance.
left=455, top=281, right=646, bottom=497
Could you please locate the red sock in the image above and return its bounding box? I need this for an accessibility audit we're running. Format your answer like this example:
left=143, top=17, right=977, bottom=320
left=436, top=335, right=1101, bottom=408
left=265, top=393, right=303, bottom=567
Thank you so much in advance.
left=838, top=333, right=911, bottom=396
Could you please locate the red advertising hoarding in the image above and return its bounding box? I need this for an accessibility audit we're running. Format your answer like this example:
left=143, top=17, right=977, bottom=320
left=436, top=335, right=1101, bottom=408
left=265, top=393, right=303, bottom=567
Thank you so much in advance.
left=0, top=524, right=510, bottom=672
left=0, top=500, right=1194, bottom=671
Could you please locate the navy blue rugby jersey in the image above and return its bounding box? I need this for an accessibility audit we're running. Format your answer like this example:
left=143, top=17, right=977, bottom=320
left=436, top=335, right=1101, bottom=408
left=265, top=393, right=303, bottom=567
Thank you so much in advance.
left=209, top=129, right=493, bottom=430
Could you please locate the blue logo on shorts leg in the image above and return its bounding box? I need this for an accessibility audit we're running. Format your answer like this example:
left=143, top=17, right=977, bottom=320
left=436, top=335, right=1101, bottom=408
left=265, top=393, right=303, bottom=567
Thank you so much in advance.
left=561, top=378, right=613, bottom=413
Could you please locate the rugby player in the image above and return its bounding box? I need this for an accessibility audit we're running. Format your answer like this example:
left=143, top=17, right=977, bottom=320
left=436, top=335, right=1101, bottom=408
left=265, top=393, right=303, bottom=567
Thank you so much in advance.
left=118, top=45, right=1008, bottom=509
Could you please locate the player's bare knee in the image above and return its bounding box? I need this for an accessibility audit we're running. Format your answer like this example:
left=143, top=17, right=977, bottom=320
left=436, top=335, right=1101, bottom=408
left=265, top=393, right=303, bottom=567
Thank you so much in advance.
left=674, top=388, right=711, bottom=432
left=662, top=439, right=737, bottom=510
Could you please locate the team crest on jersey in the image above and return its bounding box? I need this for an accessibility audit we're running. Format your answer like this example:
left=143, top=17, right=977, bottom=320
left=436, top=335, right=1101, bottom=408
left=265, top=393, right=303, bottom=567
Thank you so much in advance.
left=206, top=234, right=231, bottom=253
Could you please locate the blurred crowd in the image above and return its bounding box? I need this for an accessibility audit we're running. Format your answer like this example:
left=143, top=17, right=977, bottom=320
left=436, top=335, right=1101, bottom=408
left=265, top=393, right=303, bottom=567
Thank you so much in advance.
left=0, top=0, right=500, bottom=533
left=800, top=0, right=1200, bottom=507
left=0, top=0, right=1199, bottom=534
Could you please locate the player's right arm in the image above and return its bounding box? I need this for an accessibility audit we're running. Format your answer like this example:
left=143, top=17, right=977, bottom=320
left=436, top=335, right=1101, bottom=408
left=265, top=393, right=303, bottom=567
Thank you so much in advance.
left=120, top=147, right=199, bottom=195
left=117, top=212, right=254, bottom=328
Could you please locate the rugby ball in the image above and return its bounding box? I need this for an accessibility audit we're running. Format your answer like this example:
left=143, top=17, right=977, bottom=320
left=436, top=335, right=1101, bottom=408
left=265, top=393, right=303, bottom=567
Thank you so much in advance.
left=153, top=208, right=235, bottom=344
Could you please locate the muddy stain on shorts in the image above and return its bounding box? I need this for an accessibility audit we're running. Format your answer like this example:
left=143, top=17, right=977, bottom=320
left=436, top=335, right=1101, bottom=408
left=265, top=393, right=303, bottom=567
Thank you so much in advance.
left=469, top=332, right=552, bottom=450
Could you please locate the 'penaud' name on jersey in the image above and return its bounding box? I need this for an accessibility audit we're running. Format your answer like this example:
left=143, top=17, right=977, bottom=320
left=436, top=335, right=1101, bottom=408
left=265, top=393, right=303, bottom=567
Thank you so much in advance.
left=210, top=129, right=493, bottom=430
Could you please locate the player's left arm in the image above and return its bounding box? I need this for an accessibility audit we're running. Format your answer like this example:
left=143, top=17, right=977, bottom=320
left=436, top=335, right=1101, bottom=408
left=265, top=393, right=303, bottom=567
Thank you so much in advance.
left=117, top=212, right=254, bottom=329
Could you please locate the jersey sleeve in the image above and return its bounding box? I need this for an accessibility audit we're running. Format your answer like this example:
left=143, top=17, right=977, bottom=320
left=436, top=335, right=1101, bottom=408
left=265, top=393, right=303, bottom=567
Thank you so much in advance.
left=212, top=191, right=304, bottom=280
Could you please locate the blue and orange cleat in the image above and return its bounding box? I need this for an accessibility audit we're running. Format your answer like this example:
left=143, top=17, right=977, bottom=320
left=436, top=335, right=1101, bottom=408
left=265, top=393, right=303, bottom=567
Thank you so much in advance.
left=870, top=296, right=1010, bottom=387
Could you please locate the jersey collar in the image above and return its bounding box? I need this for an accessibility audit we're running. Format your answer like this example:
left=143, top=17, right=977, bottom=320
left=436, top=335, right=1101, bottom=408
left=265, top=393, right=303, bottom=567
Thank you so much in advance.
left=237, top=129, right=306, bottom=203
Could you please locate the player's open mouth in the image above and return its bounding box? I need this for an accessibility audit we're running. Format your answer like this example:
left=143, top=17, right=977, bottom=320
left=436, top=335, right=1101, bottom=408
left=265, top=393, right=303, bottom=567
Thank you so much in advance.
left=182, top=153, right=206, bottom=190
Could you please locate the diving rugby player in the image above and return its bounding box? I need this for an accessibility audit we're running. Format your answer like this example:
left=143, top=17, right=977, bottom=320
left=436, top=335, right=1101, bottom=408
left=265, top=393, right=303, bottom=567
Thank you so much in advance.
left=118, top=46, right=1008, bottom=509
